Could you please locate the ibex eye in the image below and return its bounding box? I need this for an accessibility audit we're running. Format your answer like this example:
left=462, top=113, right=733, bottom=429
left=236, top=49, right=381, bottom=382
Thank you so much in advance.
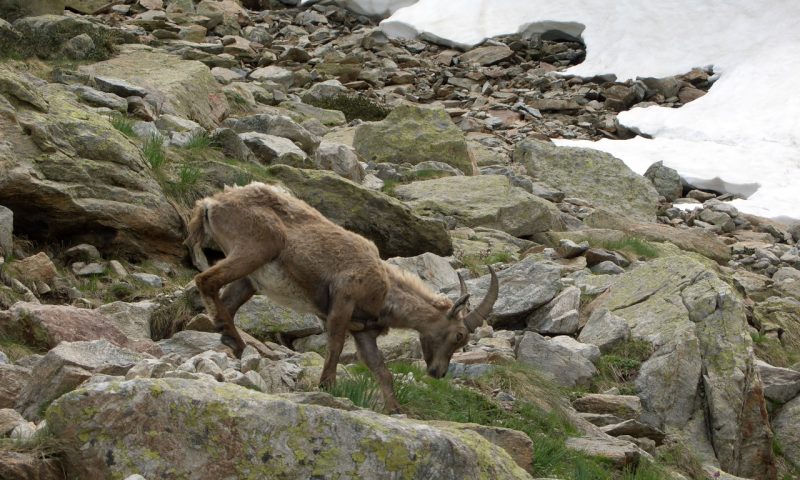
left=456, top=333, right=464, bottom=342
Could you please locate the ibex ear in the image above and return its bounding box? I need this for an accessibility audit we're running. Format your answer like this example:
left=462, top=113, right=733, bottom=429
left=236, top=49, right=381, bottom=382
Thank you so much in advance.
left=431, top=296, right=452, bottom=310
left=447, top=294, right=470, bottom=319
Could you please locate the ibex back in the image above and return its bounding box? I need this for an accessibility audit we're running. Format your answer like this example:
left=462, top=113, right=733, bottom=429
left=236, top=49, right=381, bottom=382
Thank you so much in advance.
left=184, top=182, right=498, bottom=412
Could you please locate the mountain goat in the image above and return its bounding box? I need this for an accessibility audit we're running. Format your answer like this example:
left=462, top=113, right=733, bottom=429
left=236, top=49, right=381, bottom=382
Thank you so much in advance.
left=184, top=182, right=498, bottom=412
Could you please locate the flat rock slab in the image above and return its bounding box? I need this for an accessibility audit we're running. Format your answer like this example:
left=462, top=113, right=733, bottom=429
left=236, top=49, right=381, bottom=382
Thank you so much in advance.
left=571, top=394, right=642, bottom=420
left=516, top=140, right=658, bottom=223
left=80, top=45, right=229, bottom=129
left=234, top=295, right=323, bottom=342
left=46, top=377, right=533, bottom=479
left=395, top=175, right=561, bottom=237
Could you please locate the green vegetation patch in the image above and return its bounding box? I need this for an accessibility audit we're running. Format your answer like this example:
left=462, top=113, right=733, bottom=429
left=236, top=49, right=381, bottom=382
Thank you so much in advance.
left=307, top=93, right=391, bottom=122
left=596, top=237, right=660, bottom=260
left=328, top=361, right=667, bottom=479
left=110, top=115, right=136, bottom=138
left=592, top=339, right=654, bottom=395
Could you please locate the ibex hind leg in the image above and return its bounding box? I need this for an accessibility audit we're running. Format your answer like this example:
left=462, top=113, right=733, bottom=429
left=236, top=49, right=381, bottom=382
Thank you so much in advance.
left=195, top=251, right=272, bottom=357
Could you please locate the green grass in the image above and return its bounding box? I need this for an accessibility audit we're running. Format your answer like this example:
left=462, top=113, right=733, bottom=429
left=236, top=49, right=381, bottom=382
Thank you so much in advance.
left=183, top=132, right=214, bottom=151
left=111, top=115, right=136, bottom=138
left=143, top=135, right=167, bottom=171
left=597, top=237, right=660, bottom=260
left=306, top=93, right=391, bottom=122
left=0, top=333, right=39, bottom=362
left=457, top=249, right=514, bottom=275
left=327, top=361, right=666, bottom=479
left=163, top=163, right=204, bottom=206
left=0, top=423, right=66, bottom=458
left=592, top=339, right=654, bottom=394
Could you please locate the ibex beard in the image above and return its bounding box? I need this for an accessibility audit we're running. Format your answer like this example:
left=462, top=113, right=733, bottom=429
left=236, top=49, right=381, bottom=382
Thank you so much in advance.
left=184, top=182, right=498, bottom=413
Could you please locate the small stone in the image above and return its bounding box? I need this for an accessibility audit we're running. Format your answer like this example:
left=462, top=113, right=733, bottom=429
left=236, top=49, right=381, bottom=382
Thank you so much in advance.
left=591, top=261, right=625, bottom=275
left=131, top=273, right=163, bottom=287
left=556, top=239, right=589, bottom=259
left=108, top=260, right=128, bottom=278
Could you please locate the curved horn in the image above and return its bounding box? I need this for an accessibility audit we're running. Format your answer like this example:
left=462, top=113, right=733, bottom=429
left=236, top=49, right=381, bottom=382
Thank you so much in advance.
left=448, top=294, right=470, bottom=319
left=458, top=272, right=468, bottom=297
left=463, top=266, right=498, bottom=332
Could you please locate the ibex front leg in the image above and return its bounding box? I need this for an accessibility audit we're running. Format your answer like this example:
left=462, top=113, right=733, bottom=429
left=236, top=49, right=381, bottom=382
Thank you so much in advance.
left=353, top=329, right=402, bottom=414
left=319, top=296, right=355, bottom=388
left=195, top=250, right=271, bottom=357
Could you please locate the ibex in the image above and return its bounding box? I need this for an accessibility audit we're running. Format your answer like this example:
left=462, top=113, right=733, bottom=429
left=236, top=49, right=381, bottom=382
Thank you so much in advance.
left=184, top=182, right=498, bottom=412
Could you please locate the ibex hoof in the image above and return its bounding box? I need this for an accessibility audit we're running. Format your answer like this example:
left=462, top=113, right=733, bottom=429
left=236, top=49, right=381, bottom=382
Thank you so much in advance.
left=220, top=334, right=244, bottom=358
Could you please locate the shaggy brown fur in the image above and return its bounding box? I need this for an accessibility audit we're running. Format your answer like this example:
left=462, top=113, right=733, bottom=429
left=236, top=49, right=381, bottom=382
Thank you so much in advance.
left=185, top=182, right=498, bottom=412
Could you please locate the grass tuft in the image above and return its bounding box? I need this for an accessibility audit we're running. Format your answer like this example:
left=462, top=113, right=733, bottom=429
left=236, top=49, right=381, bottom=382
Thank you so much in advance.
left=183, top=132, right=214, bottom=151
left=592, top=339, right=654, bottom=394
left=598, top=237, right=660, bottom=260
left=143, top=135, right=167, bottom=171
left=110, top=115, right=136, bottom=138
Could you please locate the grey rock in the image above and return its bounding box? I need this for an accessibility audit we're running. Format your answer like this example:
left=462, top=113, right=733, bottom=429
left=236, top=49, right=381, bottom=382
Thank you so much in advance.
left=591, top=261, right=625, bottom=275
left=64, top=243, right=101, bottom=262
left=223, top=113, right=320, bottom=154
left=564, top=436, right=641, bottom=468
left=301, top=79, right=347, bottom=104
left=157, top=331, right=234, bottom=361
left=572, top=394, right=642, bottom=419
left=16, top=340, right=149, bottom=420
left=755, top=360, right=800, bottom=404
left=772, top=394, right=800, bottom=470
left=394, top=175, right=561, bottom=238
left=643, top=161, right=682, bottom=202
left=211, top=127, right=255, bottom=163
left=773, top=267, right=800, bottom=283
left=46, top=377, right=532, bottom=479
left=578, top=308, right=630, bottom=352
left=70, top=84, right=126, bottom=112
left=556, top=239, right=589, bottom=259
left=95, top=300, right=158, bottom=342
left=0, top=364, right=31, bottom=409
left=549, top=335, right=601, bottom=363
left=387, top=252, right=459, bottom=292
left=234, top=295, right=323, bottom=342
left=515, top=332, right=597, bottom=388
left=249, top=65, right=294, bottom=89
left=516, top=140, right=659, bottom=222
left=71, top=261, right=105, bottom=276
left=62, top=33, right=96, bottom=60
left=313, top=141, right=365, bottom=182
left=131, top=272, right=162, bottom=287
left=459, top=44, right=514, bottom=66
left=445, top=257, right=562, bottom=328
left=0, top=205, right=12, bottom=256
left=526, top=286, right=580, bottom=335
left=240, top=132, right=309, bottom=167
left=601, top=419, right=665, bottom=445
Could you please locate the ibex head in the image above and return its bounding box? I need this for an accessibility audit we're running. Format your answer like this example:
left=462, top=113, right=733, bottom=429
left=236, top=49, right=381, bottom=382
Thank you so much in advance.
left=420, top=266, right=499, bottom=379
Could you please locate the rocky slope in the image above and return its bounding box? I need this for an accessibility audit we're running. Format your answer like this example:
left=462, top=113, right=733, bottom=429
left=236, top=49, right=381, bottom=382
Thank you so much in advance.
left=1, top=1, right=799, bottom=479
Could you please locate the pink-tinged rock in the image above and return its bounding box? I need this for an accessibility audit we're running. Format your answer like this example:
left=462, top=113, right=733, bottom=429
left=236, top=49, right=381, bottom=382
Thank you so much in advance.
left=0, top=302, right=161, bottom=356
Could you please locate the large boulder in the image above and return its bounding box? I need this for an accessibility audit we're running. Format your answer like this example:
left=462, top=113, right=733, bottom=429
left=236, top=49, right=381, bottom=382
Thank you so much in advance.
left=386, top=252, right=459, bottom=292
left=46, top=377, right=532, bottom=479
left=354, top=104, right=473, bottom=175
left=0, top=302, right=160, bottom=354
left=586, top=255, right=776, bottom=478
left=267, top=165, right=452, bottom=258
left=515, top=331, right=597, bottom=388
left=0, top=67, right=184, bottom=258
left=444, top=256, right=562, bottom=329
left=234, top=295, right=323, bottom=342
left=753, top=296, right=800, bottom=354
left=80, top=45, right=229, bottom=129
left=394, top=175, right=561, bottom=237
left=0, top=363, right=31, bottom=408
left=515, top=140, right=659, bottom=223
left=16, top=340, right=149, bottom=420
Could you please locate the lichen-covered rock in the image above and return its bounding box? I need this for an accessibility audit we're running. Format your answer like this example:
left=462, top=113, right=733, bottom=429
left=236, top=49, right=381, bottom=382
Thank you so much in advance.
left=95, top=300, right=159, bottom=342
left=17, top=340, right=150, bottom=420
left=753, top=296, right=800, bottom=354
left=515, top=140, right=659, bottom=223
left=0, top=1, right=64, bottom=21
left=444, top=256, right=561, bottom=329
left=515, top=331, right=597, bottom=388
left=772, top=394, right=800, bottom=470
left=80, top=45, right=229, bottom=129
left=46, top=377, right=532, bottom=480
left=267, top=165, right=452, bottom=258
left=0, top=302, right=159, bottom=354
left=0, top=451, right=64, bottom=480
left=386, top=252, right=459, bottom=292
left=0, top=364, right=31, bottom=408
left=0, top=67, right=184, bottom=258
left=394, top=175, right=561, bottom=237
left=354, top=104, right=473, bottom=174
left=12, top=14, right=132, bottom=59
left=234, top=295, right=323, bottom=342
left=587, top=255, right=776, bottom=478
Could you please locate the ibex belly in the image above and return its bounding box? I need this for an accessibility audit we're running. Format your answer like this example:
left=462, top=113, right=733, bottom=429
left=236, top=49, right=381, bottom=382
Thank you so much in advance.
left=248, top=262, right=321, bottom=316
